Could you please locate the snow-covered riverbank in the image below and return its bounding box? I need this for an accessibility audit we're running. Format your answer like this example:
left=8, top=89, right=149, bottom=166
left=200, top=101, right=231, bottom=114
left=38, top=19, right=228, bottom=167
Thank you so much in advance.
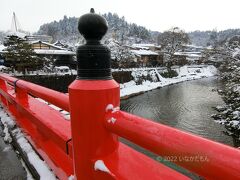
left=120, top=65, right=218, bottom=98
left=211, top=48, right=240, bottom=145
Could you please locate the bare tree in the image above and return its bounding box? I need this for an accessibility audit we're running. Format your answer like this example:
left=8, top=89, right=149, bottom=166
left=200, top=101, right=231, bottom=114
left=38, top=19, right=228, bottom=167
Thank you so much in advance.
left=158, top=27, right=189, bottom=72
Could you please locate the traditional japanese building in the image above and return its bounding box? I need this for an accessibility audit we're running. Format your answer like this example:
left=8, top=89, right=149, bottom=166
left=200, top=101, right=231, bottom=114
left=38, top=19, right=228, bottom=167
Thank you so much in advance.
left=30, top=41, right=76, bottom=67
left=130, top=44, right=163, bottom=67
left=130, top=49, right=163, bottom=67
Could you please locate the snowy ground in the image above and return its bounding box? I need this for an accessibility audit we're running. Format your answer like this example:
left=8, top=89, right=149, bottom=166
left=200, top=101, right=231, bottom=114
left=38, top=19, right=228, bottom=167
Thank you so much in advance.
left=0, top=106, right=56, bottom=180
left=120, top=65, right=218, bottom=98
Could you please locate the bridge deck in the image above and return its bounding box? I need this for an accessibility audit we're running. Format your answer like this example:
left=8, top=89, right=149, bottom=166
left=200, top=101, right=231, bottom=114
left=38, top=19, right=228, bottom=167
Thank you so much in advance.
left=0, top=122, right=27, bottom=179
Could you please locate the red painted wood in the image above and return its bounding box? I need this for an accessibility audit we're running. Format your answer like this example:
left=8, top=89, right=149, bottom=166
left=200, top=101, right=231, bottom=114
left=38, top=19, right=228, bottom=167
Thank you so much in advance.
left=69, top=79, right=120, bottom=179
left=93, top=143, right=190, bottom=180
left=0, top=73, right=239, bottom=180
left=105, top=110, right=240, bottom=179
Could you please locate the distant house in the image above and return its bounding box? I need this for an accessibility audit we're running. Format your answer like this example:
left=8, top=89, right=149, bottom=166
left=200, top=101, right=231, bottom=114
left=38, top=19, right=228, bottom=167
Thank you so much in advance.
left=25, top=35, right=52, bottom=43
left=182, top=44, right=204, bottom=52
left=53, top=41, right=74, bottom=51
left=172, top=53, right=188, bottom=66
left=131, top=44, right=161, bottom=52
left=131, top=49, right=163, bottom=67
left=53, top=41, right=66, bottom=48
left=1, top=12, right=77, bottom=68
left=0, top=38, right=76, bottom=68
left=30, top=41, right=76, bottom=68
left=172, top=44, right=205, bottom=65
left=130, top=44, right=163, bottom=67
left=173, top=52, right=202, bottom=65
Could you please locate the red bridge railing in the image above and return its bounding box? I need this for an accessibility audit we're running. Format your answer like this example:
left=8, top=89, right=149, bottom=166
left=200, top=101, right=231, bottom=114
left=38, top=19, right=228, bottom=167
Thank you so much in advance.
left=0, top=9, right=240, bottom=180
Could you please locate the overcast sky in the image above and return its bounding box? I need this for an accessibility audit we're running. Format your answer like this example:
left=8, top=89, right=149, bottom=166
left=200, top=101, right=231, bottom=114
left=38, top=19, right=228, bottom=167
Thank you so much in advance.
left=1, top=0, right=240, bottom=33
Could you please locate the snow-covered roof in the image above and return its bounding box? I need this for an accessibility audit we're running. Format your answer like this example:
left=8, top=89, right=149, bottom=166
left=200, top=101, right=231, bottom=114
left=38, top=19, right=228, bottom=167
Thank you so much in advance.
left=0, top=65, right=8, bottom=69
left=30, top=41, right=66, bottom=50
left=7, top=31, right=26, bottom=39
left=0, top=43, right=75, bottom=55
left=206, top=46, right=213, bottom=50
left=0, top=45, right=6, bottom=52
left=174, top=52, right=202, bottom=57
left=132, top=43, right=161, bottom=49
left=34, top=49, right=75, bottom=55
left=133, top=43, right=155, bottom=47
left=182, top=44, right=204, bottom=49
left=131, top=49, right=158, bottom=56
left=53, top=41, right=64, bottom=46
left=55, top=66, right=70, bottom=69
left=186, top=54, right=202, bottom=57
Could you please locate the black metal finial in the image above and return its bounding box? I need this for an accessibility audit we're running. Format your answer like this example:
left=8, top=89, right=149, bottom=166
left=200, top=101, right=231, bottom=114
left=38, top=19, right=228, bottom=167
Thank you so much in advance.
left=78, top=8, right=108, bottom=41
left=76, top=8, right=112, bottom=80
left=90, top=8, right=95, bottom=13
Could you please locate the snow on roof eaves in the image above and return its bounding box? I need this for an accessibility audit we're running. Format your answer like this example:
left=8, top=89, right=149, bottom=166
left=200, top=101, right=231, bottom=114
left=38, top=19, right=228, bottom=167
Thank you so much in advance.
left=182, top=44, right=204, bottom=49
left=30, top=41, right=65, bottom=50
left=187, top=54, right=202, bottom=57
left=174, top=52, right=201, bottom=57
left=132, top=43, right=161, bottom=48
left=55, top=66, right=70, bottom=69
left=132, top=43, right=155, bottom=47
left=34, top=49, right=75, bottom=55
left=131, top=50, right=158, bottom=56
left=7, top=31, right=26, bottom=39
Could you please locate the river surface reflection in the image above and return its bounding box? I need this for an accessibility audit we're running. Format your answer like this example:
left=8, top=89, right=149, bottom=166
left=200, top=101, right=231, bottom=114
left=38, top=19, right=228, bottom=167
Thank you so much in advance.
left=121, top=77, right=234, bottom=146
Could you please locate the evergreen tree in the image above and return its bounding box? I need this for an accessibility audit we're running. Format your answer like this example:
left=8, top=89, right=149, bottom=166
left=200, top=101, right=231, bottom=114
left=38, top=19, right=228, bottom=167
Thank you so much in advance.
left=3, top=35, right=42, bottom=74
left=207, top=29, right=218, bottom=47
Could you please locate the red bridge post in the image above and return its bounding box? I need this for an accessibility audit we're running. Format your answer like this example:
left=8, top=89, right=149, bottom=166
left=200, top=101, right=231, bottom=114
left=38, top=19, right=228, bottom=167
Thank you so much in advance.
left=0, top=10, right=239, bottom=178
left=69, top=8, right=120, bottom=179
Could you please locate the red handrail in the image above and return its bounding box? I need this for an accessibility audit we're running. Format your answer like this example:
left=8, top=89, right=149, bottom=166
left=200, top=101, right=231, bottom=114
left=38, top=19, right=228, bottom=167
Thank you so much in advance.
left=105, top=110, right=240, bottom=179
left=16, top=80, right=69, bottom=111
left=0, top=74, right=72, bottom=179
left=0, top=73, right=240, bottom=180
left=0, top=73, right=69, bottom=111
left=0, top=73, right=18, bottom=85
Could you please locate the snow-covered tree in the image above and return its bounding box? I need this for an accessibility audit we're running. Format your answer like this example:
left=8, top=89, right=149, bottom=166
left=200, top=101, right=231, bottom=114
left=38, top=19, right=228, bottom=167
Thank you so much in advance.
left=37, top=12, right=153, bottom=45
left=3, top=35, right=42, bottom=74
left=212, top=36, right=240, bottom=146
left=0, top=31, right=7, bottom=44
left=207, top=29, right=218, bottom=47
left=105, top=38, right=137, bottom=68
left=157, top=27, right=189, bottom=72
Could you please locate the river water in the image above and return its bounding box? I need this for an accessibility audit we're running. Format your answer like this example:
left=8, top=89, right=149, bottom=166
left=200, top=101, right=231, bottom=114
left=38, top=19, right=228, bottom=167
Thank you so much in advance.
left=121, top=77, right=234, bottom=147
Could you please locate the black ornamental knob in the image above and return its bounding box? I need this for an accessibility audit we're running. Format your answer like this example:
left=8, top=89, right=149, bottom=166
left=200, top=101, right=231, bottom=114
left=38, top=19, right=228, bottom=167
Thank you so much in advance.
left=76, top=8, right=112, bottom=80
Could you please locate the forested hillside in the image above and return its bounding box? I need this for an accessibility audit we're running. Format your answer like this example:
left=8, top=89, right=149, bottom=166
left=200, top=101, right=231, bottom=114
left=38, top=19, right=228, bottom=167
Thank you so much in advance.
left=37, top=13, right=154, bottom=45
left=0, top=12, right=238, bottom=47
left=189, top=29, right=240, bottom=46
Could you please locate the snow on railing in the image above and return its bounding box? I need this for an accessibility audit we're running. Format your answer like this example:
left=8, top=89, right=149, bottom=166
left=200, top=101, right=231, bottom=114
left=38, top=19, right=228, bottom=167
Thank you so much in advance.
left=0, top=9, right=240, bottom=180
left=0, top=72, right=240, bottom=179
left=0, top=74, right=72, bottom=179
